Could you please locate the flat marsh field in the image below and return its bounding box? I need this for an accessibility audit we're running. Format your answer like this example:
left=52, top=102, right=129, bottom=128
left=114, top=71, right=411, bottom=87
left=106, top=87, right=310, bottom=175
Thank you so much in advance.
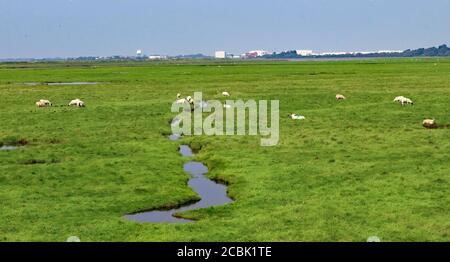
left=0, top=59, right=449, bottom=241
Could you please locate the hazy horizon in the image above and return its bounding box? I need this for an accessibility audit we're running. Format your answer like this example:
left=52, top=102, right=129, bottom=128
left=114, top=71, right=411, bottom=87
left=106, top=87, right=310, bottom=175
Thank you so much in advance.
left=1, top=0, right=450, bottom=59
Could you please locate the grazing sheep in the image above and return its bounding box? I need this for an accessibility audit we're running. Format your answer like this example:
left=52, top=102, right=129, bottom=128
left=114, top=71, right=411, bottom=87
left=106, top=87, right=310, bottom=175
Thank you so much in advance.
left=36, top=101, right=46, bottom=107
left=186, top=96, right=194, bottom=105
left=423, top=119, right=437, bottom=129
left=222, top=91, right=230, bottom=97
left=175, top=93, right=190, bottom=105
left=403, top=97, right=414, bottom=105
left=336, top=94, right=346, bottom=100
left=393, top=96, right=405, bottom=103
left=179, top=96, right=195, bottom=111
left=36, top=99, right=52, bottom=107
left=43, top=99, right=52, bottom=106
left=289, top=113, right=306, bottom=120
left=69, top=99, right=85, bottom=107
left=394, top=96, right=413, bottom=106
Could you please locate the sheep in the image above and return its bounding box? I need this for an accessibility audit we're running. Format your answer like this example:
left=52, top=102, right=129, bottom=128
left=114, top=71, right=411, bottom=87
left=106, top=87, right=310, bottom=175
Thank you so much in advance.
left=423, top=119, right=437, bottom=129
left=69, top=99, right=85, bottom=107
left=43, top=99, right=52, bottom=106
left=222, top=91, right=230, bottom=97
left=394, top=96, right=413, bottom=106
left=336, top=94, right=346, bottom=100
left=35, top=99, right=52, bottom=107
left=36, top=101, right=46, bottom=107
left=403, top=97, right=414, bottom=105
left=175, top=93, right=192, bottom=105
left=223, top=104, right=231, bottom=109
left=393, top=96, right=405, bottom=103
left=186, top=96, right=194, bottom=105
left=289, top=113, right=306, bottom=120
left=175, top=93, right=194, bottom=106
left=68, top=99, right=79, bottom=106
left=174, top=94, right=196, bottom=111
left=179, top=95, right=195, bottom=111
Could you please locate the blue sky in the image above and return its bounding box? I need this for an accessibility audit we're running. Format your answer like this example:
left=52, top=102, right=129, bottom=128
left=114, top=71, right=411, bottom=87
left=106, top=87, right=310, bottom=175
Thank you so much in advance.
left=1, top=0, right=450, bottom=58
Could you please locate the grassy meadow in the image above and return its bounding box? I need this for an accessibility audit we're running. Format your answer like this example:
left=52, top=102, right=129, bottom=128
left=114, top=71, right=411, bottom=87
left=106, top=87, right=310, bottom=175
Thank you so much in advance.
left=0, top=58, right=449, bottom=241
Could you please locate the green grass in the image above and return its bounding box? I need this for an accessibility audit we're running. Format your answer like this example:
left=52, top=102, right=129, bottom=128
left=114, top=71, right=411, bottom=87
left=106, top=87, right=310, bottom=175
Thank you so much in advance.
left=0, top=58, right=449, bottom=242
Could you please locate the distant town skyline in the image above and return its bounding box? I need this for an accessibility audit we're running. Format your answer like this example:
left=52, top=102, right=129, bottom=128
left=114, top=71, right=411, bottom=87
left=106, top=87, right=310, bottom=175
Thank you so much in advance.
left=1, top=0, right=450, bottom=59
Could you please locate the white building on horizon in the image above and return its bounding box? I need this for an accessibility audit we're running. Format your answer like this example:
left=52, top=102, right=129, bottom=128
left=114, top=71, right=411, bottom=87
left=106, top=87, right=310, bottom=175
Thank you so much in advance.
left=215, top=51, right=227, bottom=59
left=148, top=55, right=167, bottom=60
left=295, top=50, right=314, bottom=56
left=248, top=50, right=270, bottom=57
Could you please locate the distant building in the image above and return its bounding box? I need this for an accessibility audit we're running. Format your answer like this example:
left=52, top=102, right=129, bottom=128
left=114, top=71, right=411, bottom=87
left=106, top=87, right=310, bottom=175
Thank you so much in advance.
left=215, top=51, right=227, bottom=59
left=376, top=50, right=403, bottom=54
left=295, top=50, right=314, bottom=56
left=242, top=50, right=270, bottom=59
left=148, top=55, right=167, bottom=60
left=228, top=54, right=241, bottom=59
left=249, top=50, right=270, bottom=57
left=320, top=52, right=349, bottom=56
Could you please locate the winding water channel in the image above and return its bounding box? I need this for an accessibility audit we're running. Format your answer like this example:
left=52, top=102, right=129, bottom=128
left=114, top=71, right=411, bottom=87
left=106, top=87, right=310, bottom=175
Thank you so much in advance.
left=124, top=135, right=233, bottom=223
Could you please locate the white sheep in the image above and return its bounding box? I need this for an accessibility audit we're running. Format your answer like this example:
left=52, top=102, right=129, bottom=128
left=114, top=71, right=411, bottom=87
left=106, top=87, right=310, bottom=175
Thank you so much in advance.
left=336, top=94, right=346, bottom=100
left=36, top=99, right=52, bottom=107
left=394, top=96, right=413, bottom=106
left=69, top=99, right=85, bottom=107
left=423, top=119, right=437, bottom=129
left=186, top=96, right=194, bottom=105
left=393, top=96, right=405, bottom=103
left=289, top=113, right=306, bottom=120
left=403, top=97, right=413, bottom=105
left=222, top=91, right=230, bottom=97
left=175, top=94, right=187, bottom=104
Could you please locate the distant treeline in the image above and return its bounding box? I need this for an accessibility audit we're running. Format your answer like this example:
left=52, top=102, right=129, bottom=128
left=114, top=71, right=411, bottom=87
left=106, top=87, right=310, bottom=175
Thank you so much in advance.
left=263, top=44, right=450, bottom=59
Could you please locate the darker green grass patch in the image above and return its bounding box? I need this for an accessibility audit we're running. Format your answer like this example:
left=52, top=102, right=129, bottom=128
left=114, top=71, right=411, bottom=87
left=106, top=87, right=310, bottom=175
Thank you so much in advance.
left=188, top=141, right=204, bottom=153
left=20, top=158, right=60, bottom=165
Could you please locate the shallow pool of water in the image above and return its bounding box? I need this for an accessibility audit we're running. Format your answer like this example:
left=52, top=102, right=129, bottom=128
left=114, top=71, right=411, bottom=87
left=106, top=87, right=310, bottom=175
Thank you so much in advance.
left=179, top=145, right=193, bottom=157
left=168, top=134, right=182, bottom=141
